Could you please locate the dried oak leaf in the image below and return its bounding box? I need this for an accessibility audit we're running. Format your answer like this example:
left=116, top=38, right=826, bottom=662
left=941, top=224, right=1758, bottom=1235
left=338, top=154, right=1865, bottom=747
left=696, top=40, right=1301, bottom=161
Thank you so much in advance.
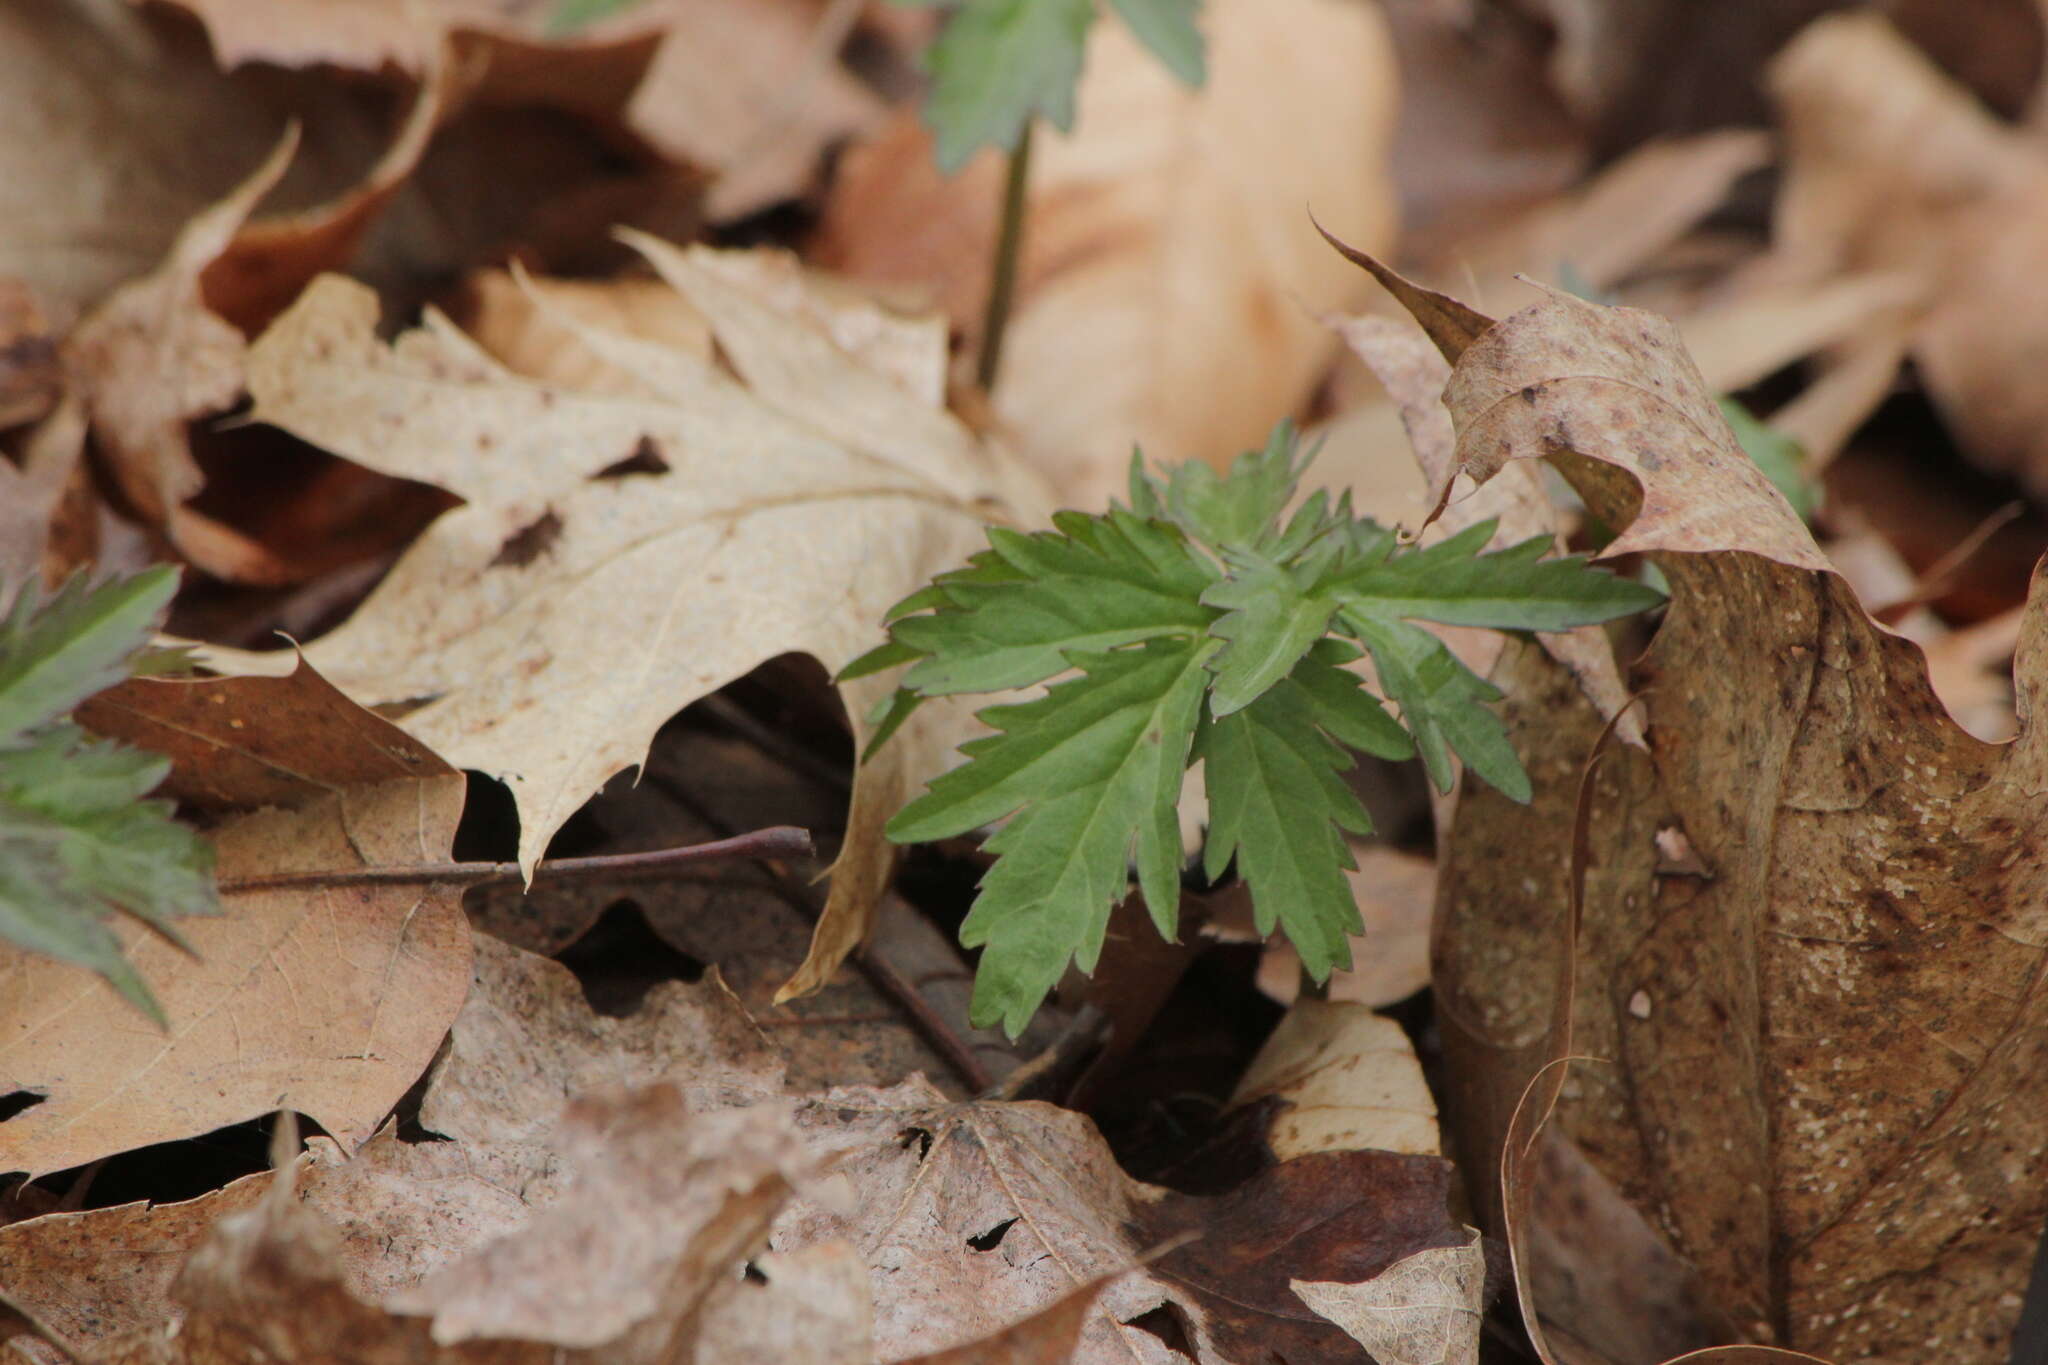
left=1401, top=273, right=2048, bottom=1358
left=0, top=661, right=467, bottom=1178
left=772, top=1076, right=1468, bottom=1364
left=199, top=240, right=1052, bottom=999
left=814, top=0, right=1399, bottom=508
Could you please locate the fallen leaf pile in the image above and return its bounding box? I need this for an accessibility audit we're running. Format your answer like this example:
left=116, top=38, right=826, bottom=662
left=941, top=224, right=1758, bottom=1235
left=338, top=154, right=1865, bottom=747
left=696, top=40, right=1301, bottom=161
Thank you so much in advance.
left=8, top=1, right=2048, bottom=1362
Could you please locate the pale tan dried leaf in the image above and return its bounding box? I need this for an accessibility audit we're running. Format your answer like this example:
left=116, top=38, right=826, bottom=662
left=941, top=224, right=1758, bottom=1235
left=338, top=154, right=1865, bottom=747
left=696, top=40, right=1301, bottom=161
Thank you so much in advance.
left=1248, top=846, right=1437, bottom=1011
left=818, top=0, right=1399, bottom=507
left=1230, top=999, right=1440, bottom=1159
left=693, top=1242, right=874, bottom=1365
left=775, top=1078, right=1197, bottom=1363
left=0, top=664, right=468, bottom=1178
left=1291, top=1227, right=1484, bottom=1365
left=1765, top=13, right=2048, bottom=493
left=0, top=397, right=86, bottom=589
left=393, top=1086, right=818, bottom=1355
left=1418, top=274, right=2048, bottom=1357
left=458, top=268, right=714, bottom=396
left=201, top=248, right=1050, bottom=996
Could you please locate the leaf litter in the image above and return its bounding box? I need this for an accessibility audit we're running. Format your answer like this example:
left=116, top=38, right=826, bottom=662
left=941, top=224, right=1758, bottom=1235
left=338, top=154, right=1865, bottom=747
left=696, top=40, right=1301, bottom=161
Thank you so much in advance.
left=12, top=6, right=2048, bottom=1365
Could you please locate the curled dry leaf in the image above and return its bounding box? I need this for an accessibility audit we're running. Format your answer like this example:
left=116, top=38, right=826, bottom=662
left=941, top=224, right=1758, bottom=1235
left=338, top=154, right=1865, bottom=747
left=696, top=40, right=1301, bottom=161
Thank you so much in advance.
left=815, top=0, right=1399, bottom=507
left=0, top=661, right=468, bottom=1179
left=1389, top=267, right=2048, bottom=1356
left=60, top=71, right=443, bottom=583
left=196, top=241, right=1052, bottom=999
left=156, top=0, right=881, bottom=224
left=1228, top=998, right=1440, bottom=1160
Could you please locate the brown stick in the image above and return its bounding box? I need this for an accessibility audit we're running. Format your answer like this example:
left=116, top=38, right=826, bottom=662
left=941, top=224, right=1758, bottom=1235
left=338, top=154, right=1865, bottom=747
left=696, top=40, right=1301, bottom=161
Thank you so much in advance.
left=217, top=826, right=813, bottom=895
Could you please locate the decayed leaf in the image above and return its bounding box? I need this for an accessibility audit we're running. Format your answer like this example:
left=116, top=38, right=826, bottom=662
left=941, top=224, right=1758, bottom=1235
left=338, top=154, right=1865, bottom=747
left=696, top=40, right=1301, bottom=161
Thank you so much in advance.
left=198, top=240, right=1050, bottom=996
left=1229, top=998, right=1440, bottom=1160
left=693, top=1242, right=874, bottom=1365
left=1291, top=1228, right=1485, bottom=1365
left=1405, top=273, right=2048, bottom=1357
left=0, top=661, right=467, bottom=1178
left=816, top=0, right=1399, bottom=507
left=773, top=1076, right=1468, bottom=1364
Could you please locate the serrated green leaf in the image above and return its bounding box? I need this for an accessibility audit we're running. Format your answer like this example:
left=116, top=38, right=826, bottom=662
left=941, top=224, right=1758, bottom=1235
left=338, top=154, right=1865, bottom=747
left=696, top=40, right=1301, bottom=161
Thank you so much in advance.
left=839, top=639, right=923, bottom=683
left=1348, top=614, right=1529, bottom=801
left=891, top=639, right=1213, bottom=1036
left=0, top=807, right=168, bottom=1023
left=1330, top=521, right=1664, bottom=631
left=923, top=0, right=1096, bottom=172
left=1201, top=553, right=1341, bottom=716
left=860, top=687, right=925, bottom=762
left=0, top=723, right=168, bottom=817
left=1200, top=678, right=1369, bottom=979
left=1290, top=640, right=1413, bottom=761
left=544, top=0, right=645, bottom=35
left=0, top=566, right=178, bottom=742
left=892, top=510, right=1216, bottom=695
left=1108, top=0, right=1205, bottom=85
left=1157, top=421, right=1307, bottom=554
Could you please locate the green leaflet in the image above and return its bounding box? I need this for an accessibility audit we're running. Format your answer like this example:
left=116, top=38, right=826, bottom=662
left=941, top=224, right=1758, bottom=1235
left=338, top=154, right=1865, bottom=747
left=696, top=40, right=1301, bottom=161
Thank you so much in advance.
left=0, top=566, right=178, bottom=740
left=891, top=509, right=1216, bottom=696
left=1200, top=676, right=1371, bottom=979
left=904, top=0, right=1206, bottom=173
left=1348, top=614, right=1529, bottom=802
left=1329, top=519, right=1665, bottom=630
left=857, top=419, right=1664, bottom=1035
left=919, top=0, right=1096, bottom=172
left=0, top=568, right=217, bottom=1022
left=891, top=639, right=1213, bottom=1035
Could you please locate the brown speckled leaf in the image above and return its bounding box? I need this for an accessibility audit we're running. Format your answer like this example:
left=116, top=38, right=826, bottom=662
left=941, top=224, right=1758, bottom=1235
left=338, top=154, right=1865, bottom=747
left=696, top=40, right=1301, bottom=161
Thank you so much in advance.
left=1394, top=273, right=2048, bottom=1360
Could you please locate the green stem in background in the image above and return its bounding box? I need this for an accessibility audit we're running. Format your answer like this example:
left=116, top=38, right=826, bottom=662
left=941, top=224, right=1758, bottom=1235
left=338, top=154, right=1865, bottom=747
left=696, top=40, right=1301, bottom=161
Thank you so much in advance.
left=976, top=119, right=1034, bottom=393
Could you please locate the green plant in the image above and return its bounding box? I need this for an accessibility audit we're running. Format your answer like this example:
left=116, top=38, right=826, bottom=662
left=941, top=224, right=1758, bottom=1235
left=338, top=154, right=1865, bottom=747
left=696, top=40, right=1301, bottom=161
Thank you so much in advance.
left=896, top=0, right=1207, bottom=387
left=0, top=567, right=217, bottom=1022
left=845, top=424, right=1664, bottom=1034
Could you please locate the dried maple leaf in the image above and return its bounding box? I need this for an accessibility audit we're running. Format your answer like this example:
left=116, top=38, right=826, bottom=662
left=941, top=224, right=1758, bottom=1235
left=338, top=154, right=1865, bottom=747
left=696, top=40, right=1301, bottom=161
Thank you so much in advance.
left=0, top=662, right=468, bottom=1178
left=199, top=240, right=1052, bottom=998
left=1380, top=265, right=2048, bottom=1358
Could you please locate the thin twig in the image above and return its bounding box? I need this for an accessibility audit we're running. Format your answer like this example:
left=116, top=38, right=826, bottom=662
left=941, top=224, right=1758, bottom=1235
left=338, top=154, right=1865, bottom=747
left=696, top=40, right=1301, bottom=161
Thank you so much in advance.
left=858, top=943, right=998, bottom=1093
left=217, top=826, right=813, bottom=895
left=975, top=120, right=1034, bottom=392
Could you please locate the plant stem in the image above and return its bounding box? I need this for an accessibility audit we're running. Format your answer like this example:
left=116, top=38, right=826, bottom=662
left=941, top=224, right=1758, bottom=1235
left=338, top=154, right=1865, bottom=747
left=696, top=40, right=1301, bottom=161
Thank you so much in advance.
left=217, top=825, right=813, bottom=895
left=975, top=119, right=1034, bottom=393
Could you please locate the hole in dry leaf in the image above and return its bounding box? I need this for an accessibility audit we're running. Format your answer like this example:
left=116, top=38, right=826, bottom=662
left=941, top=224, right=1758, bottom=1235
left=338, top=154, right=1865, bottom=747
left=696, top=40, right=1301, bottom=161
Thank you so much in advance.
left=1122, top=1302, right=1198, bottom=1359
left=896, top=1126, right=934, bottom=1160
left=556, top=899, right=707, bottom=1017
left=967, top=1217, right=1017, bottom=1252
left=0, top=1090, right=46, bottom=1122
left=489, top=509, right=564, bottom=570
left=596, top=435, right=670, bottom=479
left=742, top=1261, right=769, bottom=1284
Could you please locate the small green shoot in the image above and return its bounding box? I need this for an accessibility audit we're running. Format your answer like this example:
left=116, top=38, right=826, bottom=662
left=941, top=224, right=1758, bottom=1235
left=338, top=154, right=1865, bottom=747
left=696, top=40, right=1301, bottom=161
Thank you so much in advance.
left=847, top=423, right=1664, bottom=1034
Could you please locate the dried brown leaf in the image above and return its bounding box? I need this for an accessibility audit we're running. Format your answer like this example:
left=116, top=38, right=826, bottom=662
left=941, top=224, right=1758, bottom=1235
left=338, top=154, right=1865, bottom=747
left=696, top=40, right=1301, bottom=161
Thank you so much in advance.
left=0, top=662, right=468, bottom=1178
left=197, top=243, right=1050, bottom=1000
left=1412, top=274, right=2048, bottom=1357
left=1290, top=1227, right=1484, bottom=1365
